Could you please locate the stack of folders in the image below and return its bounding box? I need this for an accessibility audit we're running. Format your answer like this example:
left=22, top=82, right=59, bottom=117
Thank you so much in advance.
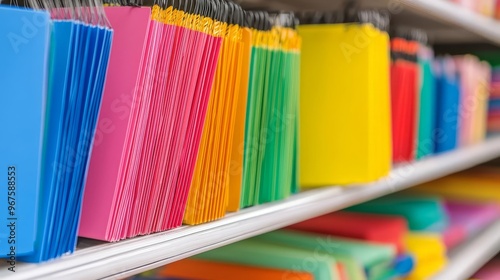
left=417, top=43, right=437, bottom=159
left=79, top=1, right=301, bottom=242
left=489, top=67, right=500, bottom=133
left=298, top=10, right=392, bottom=187
left=131, top=172, right=500, bottom=280
left=413, top=166, right=500, bottom=202
left=390, top=29, right=427, bottom=162
left=390, top=28, right=492, bottom=161
left=472, top=51, right=500, bottom=134
left=346, top=195, right=449, bottom=279
left=390, top=27, right=492, bottom=159
left=434, top=54, right=491, bottom=153
left=0, top=3, right=112, bottom=262
left=233, top=13, right=301, bottom=209
left=455, top=55, right=491, bottom=146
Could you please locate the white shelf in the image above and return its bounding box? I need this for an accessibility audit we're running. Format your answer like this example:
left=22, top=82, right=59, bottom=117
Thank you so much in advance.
left=399, top=0, right=500, bottom=45
left=240, top=0, right=500, bottom=45
left=432, top=220, right=500, bottom=280
left=1, top=136, right=499, bottom=280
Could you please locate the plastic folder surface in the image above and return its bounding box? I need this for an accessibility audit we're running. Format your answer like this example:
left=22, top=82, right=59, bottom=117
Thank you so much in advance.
left=196, top=239, right=342, bottom=280
left=413, top=167, right=500, bottom=202
left=80, top=6, right=151, bottom=241
left=446, top=200, right=500, bottom=235
left=253, top=232, right=367, bottom=280
left=289, top=212, right=408, bottom=254
left=417, top=46, right=436, bottom=159
left=0, top=6, right=50, bottom=257
left=298, top=23, right=391, bottom=187
left=253, top=230, right=399, bottom=280
left=159, top=258, right=314, bottom=280
left=434, top=57, right=460, bottom=153
left=347, top=195, right=449, bottom=232
left=404, top=233, right=447, bottom=280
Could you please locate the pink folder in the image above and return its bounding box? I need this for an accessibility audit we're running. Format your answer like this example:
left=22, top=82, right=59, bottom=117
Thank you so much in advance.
left=79, top=7, right=152, bottom=241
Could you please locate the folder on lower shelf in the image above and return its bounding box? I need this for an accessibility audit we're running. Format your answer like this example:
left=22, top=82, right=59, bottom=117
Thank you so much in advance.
left=346, top=195, right=449, bottom=232
left=157, top=258, right=314, bottom=280
left=442, top=222, right=467, bottom=249
left=411, top=167, right=500, bottom=202
left=288, top=212, right=408, bottom=254
left=195, top=239, right=342, bottom=280
left=404, top=233, right=447, bottom=280
left=446, top=200, right=500, bottom=236
left=252, top=230, right=399, bottom=280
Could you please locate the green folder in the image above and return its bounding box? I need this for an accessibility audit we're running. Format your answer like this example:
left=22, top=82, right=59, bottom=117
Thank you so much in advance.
left=417, top=47, right=436, bottom=159
left=347, top=195, right=449, bottom=232
left=195, top=239, right=341, bottom=280
left=252, top=230, right=399, bottom=280
left=242, top=45, right=300, bottom=206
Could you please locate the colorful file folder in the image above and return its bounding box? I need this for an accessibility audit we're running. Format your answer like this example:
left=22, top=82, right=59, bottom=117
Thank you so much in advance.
left=1, top=3, right=113, bottom=262
left=0, top=6, right=51, bottom=258
left=347, top=195, right=449, bottom=232
left=158, top=258, right=314, bottom=280
left=80, top=6, right=152, bottom=241
left=288, top=212, right=408, bottom=254
left=196, top=239, right=343, bottom=280
left=240, top=19, right=301, bottom=207
left=445, top=200, right=500, bottom=236
left=404, top=233, right=447, bottom=280
left=391, top=36, right=420, bottom=162
left=227, top=27, right=252, bottom=212
left=184, top=16, right=251, bottom=224
left=454, top=55, right=491, bottom=146
left=252, top=230, right=398, bottom=280
left=417, top=45, right=437, bottom=159
left=413, top=167, right=500, bottom=202
left=434, top=57, right=461, bottom=153
left=81, top=5, right=222, bottom=240
left=298, top=23, right=391, bottom=187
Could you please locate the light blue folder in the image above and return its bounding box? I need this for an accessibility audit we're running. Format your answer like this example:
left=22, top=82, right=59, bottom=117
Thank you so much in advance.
left=0, top=6, right=51, bottom=257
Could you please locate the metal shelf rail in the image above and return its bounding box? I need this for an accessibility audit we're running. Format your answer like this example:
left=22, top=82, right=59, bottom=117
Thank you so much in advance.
left=432, top=220, right=500, bottom=280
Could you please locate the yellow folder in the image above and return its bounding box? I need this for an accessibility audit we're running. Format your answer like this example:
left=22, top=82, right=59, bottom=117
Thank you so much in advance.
left=404, top=233, right=447, bottom=280
left=298, top=23, right=392, bottom=187
left=411, top=167, right=500, bottom=202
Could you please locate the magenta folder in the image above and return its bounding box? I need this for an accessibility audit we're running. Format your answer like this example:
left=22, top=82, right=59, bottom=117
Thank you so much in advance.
left=79, top=6, right=221, bottom=241
left=445, top=200, right=500, bottom=236
left=79, top=7, right=151, bottom=241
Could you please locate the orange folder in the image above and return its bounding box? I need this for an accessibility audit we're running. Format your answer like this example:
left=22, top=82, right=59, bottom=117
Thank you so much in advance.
left=158, top=258, right=314, bottom=280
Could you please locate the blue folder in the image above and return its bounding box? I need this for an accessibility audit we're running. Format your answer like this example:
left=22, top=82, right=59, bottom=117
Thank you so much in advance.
left=0, top=6, right=51, bottom=257
left=434, top=57, right=460, bottom=153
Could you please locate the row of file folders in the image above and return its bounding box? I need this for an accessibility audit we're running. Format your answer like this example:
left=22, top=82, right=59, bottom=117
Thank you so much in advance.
left=131, top=166, right=500, bottom=280
left=0, top=3, right=496, bottom=262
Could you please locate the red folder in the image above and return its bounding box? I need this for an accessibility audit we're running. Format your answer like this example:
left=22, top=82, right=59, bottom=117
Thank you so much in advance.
left=288, top=212, right=408, bottom=253
left=391, top=38, right=419, bottom=162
